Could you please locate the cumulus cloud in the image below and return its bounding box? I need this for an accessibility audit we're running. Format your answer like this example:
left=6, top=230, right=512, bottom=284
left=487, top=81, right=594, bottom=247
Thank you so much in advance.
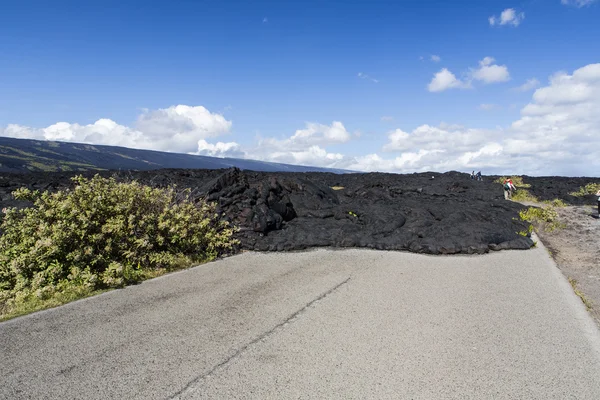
left=194, top=139, right=244, bottom=158
left=472, top=57, right=510, bottom=83
left=513, top=78, right=540, bottom=92
left=135, top=105, right=232, bottom=153
left=380, top=63, right=600, bottom=175
left=427, top=68, right=470, bottom=92
left=561, top=0, right=597, bottom=7
left=489, top=8, right=525, bottom=26
left=430, top=55, right=441, bottom=62
left=0, top=105, right=232, bottom=154
left=428, top=57, right=509, bottom=92
left=245, top=121, right=352, bottom=168
left=3, top=64, right=600, bottom=175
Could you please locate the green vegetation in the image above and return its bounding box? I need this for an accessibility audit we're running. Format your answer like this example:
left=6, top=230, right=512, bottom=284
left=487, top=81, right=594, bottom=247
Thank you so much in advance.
left=517, top=224, right=534, bottom=237
left=0, top=145, right=102, bottom=172
left=569, top=182, right=600, bottom=197
left=331, top=186, right=345, bottom=191
left=28, top=161, right=60, bottom=172
left=495, top=176, right=541, bottom=202
left=114, top=152, right=137, bottom=160
left=568, top=278, right=593, bottom=310
left=518, top=206, right=565, bottom=232
left=348, top=211, right=358, bottom=217
left=35, top=146, right=64, bottom=157
left=542, top=198, right=567, bottom=207
left=494, top=176, right=531, bottom=188
left=511, top=189, right=539, bottom=202
left=0, top=175, right=238, bottom=320
left=0, top=145, right=38, bottom=157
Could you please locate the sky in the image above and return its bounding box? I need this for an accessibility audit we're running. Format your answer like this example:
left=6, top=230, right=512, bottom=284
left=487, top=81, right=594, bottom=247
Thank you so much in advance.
left=0, top=0, right=599, bottom=176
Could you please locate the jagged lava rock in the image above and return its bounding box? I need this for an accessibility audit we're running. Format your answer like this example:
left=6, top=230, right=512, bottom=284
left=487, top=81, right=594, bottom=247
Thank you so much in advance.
left=0, top=168, right=539, bottom=255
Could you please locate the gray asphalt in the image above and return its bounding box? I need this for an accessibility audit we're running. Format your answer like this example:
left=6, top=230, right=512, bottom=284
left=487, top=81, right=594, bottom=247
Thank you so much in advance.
left=2, top=239, right=600, bottom=399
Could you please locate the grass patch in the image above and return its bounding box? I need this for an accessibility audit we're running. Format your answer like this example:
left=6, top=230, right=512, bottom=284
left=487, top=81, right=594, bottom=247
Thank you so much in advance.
left=28, top=161, right=59, bottom=172
left=331, top=186, right=345, bottom=191
left=0, top=146, right=38, bottom=157
left=542, top=198, right=568, bottom=207
left=568, top=278, right=593, bottom=310
left=569, top=182, right=600, bottom=197
left=511, top=189, right=539, bottom=202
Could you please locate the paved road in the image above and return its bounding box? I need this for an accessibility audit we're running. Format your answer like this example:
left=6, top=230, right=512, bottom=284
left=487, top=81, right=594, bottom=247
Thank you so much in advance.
left=2, top=240, right=600, bottom=399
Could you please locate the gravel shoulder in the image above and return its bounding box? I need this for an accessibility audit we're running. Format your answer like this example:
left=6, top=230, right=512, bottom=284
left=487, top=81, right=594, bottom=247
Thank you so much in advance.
left=525, top=203, right=600, bottom=324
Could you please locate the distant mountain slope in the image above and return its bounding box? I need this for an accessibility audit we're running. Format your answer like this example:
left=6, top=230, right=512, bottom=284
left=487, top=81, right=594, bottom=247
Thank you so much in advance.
left=0, top=137, right=350, bottom=173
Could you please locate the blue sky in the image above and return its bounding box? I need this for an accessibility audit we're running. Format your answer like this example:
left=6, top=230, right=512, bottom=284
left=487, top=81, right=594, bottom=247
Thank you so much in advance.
left=1, top=0, right=599, bottom=175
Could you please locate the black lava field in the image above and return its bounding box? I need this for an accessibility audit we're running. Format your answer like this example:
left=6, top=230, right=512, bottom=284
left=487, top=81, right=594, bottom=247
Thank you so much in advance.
left=1, top=168, right=598, bottom=255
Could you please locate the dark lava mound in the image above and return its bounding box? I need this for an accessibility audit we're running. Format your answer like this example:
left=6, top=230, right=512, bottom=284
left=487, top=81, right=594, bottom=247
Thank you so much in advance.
left=0, top=168, right=536, bottom=255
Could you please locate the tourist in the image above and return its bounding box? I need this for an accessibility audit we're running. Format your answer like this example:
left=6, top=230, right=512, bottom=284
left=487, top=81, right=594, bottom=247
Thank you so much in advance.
left=596, top=189, right=600, bottom=218
left=476, top=171, right=482, bottom=181
left=471, top=171, right=475, bottom=180
left=503, top=178, right=516, bottom=200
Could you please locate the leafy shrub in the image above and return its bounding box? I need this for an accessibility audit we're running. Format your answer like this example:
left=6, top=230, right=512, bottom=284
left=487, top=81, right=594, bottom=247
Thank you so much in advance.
left=0, top=175, right=237, bottom=318
left=518, top=206, right=564, bottom=232
left=542, top=198, right=567, bottom=208
left=569, top=182, right=600, bottom=197
left=511, top=189, right=539, bottom=202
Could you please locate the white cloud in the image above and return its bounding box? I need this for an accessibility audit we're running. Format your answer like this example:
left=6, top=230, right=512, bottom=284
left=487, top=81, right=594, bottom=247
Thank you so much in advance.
left=357, top=72, right=379, bottom=83
left=0, top=105, right=232, bottom=154
left=239, top=121, right=353, bottom=168
left=380, top=116, right=394, bottom=122
left=513, top=78, right=540, bottom=92
left=472, top=57, right=510, bottom=83
left=489, top=8, right=525, bottom=26
left=378, top=63, right=600, bottom=175
left=3, top=63, right=600, bottom=176
left=561, top=0, right=597, bottom=7
left=427, top=68, right=470, bottom=92
left=289, top=121, right=351, bottom=144
left=135, top=105, right=232, bottom=153
left=262, top=17, right=268, bottom=23
left=430, top=55, right=441, bottom=62
left=478, top=103, right=497, bottom=111
left=194, top=139, right=244, bottom=158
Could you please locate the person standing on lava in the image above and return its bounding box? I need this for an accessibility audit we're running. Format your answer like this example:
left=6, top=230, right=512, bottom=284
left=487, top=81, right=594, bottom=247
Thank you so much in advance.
left=596, top=189, right=600, bottom=218
left=503, top=178, right=516, bottom=200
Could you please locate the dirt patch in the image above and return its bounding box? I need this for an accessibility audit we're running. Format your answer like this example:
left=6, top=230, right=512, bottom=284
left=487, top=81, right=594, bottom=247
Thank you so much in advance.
left=524, top=203, right=600, bottom=324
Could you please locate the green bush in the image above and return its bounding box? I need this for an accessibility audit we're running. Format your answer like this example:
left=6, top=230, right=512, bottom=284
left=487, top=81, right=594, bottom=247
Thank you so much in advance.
left=0, top=175, right=237, bottom=319
left=518, top=206, right=564, bottom=232
left=511, top=189, right=539, bottom=202
left=542, top=198, right=567, bottom=208
left=569, top=182, right=600, bottom=197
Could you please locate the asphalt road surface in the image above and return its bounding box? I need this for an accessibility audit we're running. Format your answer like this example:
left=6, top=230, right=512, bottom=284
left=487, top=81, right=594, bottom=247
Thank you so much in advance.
left=2, top=239, right=600, bottom=399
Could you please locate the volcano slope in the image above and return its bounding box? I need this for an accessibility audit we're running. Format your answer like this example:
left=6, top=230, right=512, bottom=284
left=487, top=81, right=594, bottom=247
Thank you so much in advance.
left=0, top=168, right=536, bottom=255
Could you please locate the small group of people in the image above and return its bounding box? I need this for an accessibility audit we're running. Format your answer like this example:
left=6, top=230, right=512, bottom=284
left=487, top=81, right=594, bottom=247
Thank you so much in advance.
left=470, top=171, right=482, bottom=181
left=503, top=178, right=517, bottom=200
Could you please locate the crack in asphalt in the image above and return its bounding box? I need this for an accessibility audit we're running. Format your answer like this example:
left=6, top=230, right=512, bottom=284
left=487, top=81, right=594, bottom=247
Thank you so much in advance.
left=168, top=276, right=352, bottom=399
